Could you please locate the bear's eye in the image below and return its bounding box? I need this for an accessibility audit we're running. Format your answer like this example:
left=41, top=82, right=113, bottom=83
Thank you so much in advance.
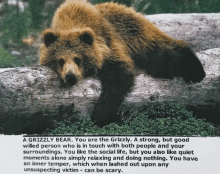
left=74, top=57, right=81, bottom=66
left=58, top=59, right=65, bottom=68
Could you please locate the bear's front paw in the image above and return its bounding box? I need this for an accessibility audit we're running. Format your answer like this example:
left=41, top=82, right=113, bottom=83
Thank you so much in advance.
left=91, top=107, right=119, bottom=127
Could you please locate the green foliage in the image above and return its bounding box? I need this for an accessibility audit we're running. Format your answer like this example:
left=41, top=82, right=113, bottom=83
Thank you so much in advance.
left=131, top=0, right=151, bottom=12
left=29, top=0, right=45, bottom=29
left=92, top=0, right=220, bottom=13
left=198, top=0, right=220, bottom=13
left=0, top=4, right=32, bottom=47
left=0, top=47, right=21, bottom=67
left=45, top=102, right=219, bottom=136
left=146, top=0, right=220, bottom=14
left=92, top=0, right=132, bottom=7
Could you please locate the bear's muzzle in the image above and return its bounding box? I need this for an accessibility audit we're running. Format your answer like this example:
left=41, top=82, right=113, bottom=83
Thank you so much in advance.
left=65, top=72, right=77, bottom=86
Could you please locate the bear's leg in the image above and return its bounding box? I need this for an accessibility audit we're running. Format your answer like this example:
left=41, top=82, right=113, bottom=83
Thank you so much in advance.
left=133, top=41, right=205, bottom=83
left=91, top=60, right=135, bottom=127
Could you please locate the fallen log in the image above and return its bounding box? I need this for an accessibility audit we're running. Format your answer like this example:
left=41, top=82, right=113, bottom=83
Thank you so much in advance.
left=146, top=13, right=220, bottom=52
left=0, top=48, right=219, bottom=134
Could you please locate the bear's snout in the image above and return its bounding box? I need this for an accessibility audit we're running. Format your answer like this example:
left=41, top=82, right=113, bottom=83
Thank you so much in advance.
left=65, top=72, right=77, bottom=86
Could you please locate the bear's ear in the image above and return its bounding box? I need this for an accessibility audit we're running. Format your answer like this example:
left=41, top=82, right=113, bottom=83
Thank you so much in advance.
left=43, top=29, right=58, bottom=47
left=79, top=30, right=94, bottom=46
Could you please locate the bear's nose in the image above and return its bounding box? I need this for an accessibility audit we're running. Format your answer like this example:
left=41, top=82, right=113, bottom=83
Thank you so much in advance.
left=65, top=72, right=77, bottom=86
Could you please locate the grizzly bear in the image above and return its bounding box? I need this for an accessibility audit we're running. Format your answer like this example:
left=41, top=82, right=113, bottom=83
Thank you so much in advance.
left=40, top=0, right=206, bottom=127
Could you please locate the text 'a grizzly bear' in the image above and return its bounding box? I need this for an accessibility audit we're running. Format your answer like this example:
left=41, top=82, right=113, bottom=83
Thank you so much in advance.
left=40, top=0, right=206, bottom=127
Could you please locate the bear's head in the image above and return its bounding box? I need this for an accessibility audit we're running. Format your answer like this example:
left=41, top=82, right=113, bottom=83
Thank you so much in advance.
left=40, top=28, right=109, bottom=86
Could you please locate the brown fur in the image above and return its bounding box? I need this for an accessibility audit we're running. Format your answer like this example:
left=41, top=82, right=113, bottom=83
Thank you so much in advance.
left=40, top=0, right=205, bottom=126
